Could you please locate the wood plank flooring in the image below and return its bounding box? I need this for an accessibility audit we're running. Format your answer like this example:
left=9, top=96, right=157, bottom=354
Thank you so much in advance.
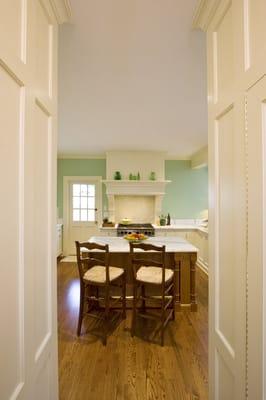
left=58, top=262, right=208, bottom=400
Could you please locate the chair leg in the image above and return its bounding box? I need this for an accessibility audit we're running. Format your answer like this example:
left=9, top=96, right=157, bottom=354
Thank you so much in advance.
left=77, top=283, right=84, bottom=336
left=141, top=284, right=146, bottom=312
left=95, top=286, right=100, bottom=310
left=122, top=274, right=126, bottom=319
left=103, top=287, right=110, bottom=346
left=131, top=282, right=137, bottom=337
left=172, top=281, right=175, bottom=321
left=161, top=297, right=165, bottom=347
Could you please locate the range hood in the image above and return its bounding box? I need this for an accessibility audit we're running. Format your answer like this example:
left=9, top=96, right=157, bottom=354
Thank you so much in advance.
left=103, top=151, right=171, bottom=223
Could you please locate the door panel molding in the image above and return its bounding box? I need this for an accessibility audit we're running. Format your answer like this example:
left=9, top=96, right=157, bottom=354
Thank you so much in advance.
left=0, top=62, right=26, bottom=399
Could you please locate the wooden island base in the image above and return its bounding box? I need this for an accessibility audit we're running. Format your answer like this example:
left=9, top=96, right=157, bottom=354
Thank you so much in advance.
left=83, top=237, right=198, bottom=311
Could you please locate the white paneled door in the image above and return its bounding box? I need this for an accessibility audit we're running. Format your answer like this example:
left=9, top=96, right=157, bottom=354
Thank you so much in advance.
left=195, top=0, right=266, bottom=397
left=206, top=1, right=247, bottom=399
left=63, top=177, right=102, bottom=255
left=0, top=1, right=69, bottom=399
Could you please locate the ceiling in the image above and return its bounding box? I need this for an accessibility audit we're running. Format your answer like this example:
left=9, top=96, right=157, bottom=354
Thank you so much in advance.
left=58, top=0, right=207, bottom=159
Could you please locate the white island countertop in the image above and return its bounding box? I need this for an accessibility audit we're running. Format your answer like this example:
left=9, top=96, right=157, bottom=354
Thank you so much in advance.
left=88, top=236, right=199, bottom=253
left=99, top=224, right=208, bottom=234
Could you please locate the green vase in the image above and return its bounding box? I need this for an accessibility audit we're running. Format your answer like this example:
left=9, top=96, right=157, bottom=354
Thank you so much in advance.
left=150, top=171, right=156, bottom=180
left=114, top=171, right=122, bottom=180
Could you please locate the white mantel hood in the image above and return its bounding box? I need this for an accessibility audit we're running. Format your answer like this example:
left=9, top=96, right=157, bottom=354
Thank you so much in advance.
left=102, top=180, right=171, bottom=223
left=102, top=180, right=171, bottom=196
left=104, top=151, right=170, bottom=223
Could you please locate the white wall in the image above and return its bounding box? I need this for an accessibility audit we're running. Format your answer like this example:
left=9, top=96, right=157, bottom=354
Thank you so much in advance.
left=106, top=151, right=165, bottom=180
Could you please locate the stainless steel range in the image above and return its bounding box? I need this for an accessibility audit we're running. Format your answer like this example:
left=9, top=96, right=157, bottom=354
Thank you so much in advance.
left=117, top=223, right=155, bottom=237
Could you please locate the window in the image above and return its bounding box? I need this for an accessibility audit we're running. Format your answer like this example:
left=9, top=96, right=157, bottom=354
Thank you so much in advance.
left=72, top=183, right=96, bottom=222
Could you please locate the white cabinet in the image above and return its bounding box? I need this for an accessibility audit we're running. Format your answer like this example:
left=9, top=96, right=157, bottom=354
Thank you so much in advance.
left=99, top=228, right=117, bottom=237
left=155, top=229, right=192, bottom=240
left=106, top=231, right=117, bottom=237
left=155, top=227, right=208, bottom=273
left=191, top=230, right=208, bottom=273
left=164, top=230, right=189, bottom=239
left=57, top=224, right=63, bottom=257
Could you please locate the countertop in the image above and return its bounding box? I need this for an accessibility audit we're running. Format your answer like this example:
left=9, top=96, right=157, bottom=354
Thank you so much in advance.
left=87, top=236, right=198, bottom=253
left=153, top=224, right=208, bottom=234
left=99, top=224, right=208, bottom=234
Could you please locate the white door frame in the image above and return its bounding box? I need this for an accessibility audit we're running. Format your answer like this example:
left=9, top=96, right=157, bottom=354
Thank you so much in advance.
left=246, top=76, right=266, bottom=399
left=63, top=176, right=102, bottom=255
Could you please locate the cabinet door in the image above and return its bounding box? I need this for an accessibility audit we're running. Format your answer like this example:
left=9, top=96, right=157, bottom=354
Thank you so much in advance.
left=107, top=230, right=116, bottom=237
left=198, top=233, right=204, bottom=263
left=203, top=235, right=208, bottom=267
left=186, top=231, right=195, bottom=244
left=165, top=231, right=185, bottom=238
left=57, top=226, right=63, bottom=256
left=155, top=231, right=166, bottom=237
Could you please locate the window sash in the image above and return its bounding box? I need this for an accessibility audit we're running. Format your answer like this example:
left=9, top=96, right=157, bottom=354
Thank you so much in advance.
left=72, top=184, right=96, bottom=222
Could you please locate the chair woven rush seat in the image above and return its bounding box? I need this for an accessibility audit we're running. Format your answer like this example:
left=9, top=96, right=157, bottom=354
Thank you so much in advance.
left=130, top=242, right=175, bottom=346
left=136, top=266, right=174, bottom=285
left=84, top=265, right=124, bottom=283
left=76, top=241, right=126, bottom=345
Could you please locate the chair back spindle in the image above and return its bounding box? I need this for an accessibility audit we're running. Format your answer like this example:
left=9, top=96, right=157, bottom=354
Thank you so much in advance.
left=129, top=242, right=166, bottom=284
left=75, top=241, right=110, bottom=284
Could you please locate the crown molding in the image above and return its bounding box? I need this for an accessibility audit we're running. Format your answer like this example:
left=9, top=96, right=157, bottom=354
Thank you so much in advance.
left=165, top=156, right=191, bottom=161
left=57, top=153, right=106, bottom=160
left=191, top=146, right=208, bottom=169
left=57, top=153, right=193, bottom=161
left=192, top=0, right=221, bottom=31
left=49, top=0, right=72, bottom=24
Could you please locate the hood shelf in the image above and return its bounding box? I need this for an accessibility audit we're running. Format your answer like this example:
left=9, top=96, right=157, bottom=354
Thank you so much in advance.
left=102, top=180, right=171, bottom=196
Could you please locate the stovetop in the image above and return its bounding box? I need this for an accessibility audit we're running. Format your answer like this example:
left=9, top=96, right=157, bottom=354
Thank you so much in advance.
left=117, top=223, right=155, bottom=237
left=118, top=223, right=153, bottom=228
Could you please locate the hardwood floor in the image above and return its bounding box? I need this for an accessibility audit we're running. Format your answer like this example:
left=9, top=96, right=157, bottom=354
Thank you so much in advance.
left=58, top=261, right=208, bottom=400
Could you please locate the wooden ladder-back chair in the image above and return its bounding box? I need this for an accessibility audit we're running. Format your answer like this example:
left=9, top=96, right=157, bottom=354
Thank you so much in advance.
left=130, top=242, right=175, bottom=346
left=76, top=241, right=126, bottom=345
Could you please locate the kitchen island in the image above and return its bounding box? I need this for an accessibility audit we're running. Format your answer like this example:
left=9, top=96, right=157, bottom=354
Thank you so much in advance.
left=83, top=236, right=198, bottom=311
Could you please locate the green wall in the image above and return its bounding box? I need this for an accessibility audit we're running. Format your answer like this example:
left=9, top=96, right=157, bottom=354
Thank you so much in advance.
left=162, top=160, right=208, bottom=218
left=57, top=159, right=208, bottom=220
left=57, top=159, right=107, bottom=218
